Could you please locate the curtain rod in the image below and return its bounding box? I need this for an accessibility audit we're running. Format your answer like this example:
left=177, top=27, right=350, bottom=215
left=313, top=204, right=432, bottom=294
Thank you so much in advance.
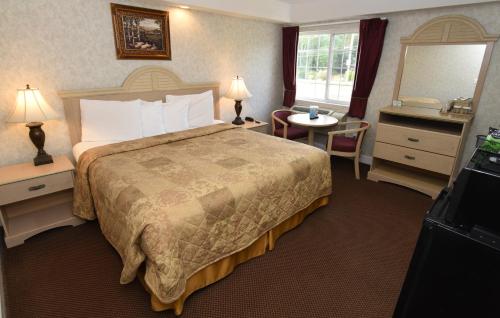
left=300, top=17, right=386, bottom=28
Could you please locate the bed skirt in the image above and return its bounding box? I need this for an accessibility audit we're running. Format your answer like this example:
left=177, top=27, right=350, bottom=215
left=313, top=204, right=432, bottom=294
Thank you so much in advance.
left=138, top=195, right=329, bottom=315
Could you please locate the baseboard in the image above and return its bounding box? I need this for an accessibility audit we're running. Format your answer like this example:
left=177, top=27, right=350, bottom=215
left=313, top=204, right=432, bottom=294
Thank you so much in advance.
left=360, top=154, right=373, bottom=166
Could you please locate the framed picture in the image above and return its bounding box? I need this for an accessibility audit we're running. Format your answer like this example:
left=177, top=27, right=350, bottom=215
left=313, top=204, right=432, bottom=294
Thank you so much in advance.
left=111, top=3, right=171, bottom=60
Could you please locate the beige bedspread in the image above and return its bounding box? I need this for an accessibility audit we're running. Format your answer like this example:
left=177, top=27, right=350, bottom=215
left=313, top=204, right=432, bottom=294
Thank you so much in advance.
left=74, top=123, right=332, bottom=304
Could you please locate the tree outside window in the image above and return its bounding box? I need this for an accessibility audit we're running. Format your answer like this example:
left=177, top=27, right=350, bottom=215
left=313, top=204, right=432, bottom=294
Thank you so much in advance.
left=296, top=32, right=359, bottom=105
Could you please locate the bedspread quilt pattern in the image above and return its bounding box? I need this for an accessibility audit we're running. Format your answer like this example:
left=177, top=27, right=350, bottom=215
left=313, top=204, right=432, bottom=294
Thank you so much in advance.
left=73, top=124, right=332, bottom=304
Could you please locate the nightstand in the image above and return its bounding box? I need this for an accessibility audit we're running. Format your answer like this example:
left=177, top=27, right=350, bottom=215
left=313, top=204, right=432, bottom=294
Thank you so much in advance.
left=235, top=120, right=269, bottom=134
left=0, top=155, right=84, bottom=248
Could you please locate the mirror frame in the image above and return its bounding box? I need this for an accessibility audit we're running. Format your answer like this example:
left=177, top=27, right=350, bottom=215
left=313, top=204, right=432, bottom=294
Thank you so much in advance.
left=393, top=15, right=498, bottom=113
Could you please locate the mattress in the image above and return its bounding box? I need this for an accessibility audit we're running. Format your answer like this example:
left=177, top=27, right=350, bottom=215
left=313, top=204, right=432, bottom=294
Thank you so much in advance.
left=73, top=141, right=117, bottom=162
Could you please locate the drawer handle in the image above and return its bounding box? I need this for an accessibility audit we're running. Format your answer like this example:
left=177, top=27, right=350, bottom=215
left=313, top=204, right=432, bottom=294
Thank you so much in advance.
left=408, top=137, right=419, bottom=142
left=28, top=184, right=46, bottom=191
left=404, top=155, right=416, bottom=160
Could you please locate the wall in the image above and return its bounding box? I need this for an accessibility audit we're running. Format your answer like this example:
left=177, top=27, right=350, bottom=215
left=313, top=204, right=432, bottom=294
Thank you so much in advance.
left=363, top=2, right=500, bottom=167
left=399, top=44, right=485, bottom=106
left=0, top=0, right=283, bottom=166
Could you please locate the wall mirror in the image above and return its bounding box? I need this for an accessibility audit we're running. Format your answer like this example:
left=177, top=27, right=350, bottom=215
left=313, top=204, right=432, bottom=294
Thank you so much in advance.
left=393, top=15, right=498, bottom=112
left=399, top=44, right=486, bottom=107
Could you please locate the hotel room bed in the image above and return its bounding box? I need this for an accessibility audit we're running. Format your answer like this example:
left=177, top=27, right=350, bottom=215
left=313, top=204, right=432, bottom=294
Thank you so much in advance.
left=61, top=67, right=332, bottom=315
left=74, top=123, right=331, bottom=313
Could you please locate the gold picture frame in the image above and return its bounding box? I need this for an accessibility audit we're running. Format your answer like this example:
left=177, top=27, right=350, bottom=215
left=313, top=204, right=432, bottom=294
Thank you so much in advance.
left=111, top=3, right=171, bottom=60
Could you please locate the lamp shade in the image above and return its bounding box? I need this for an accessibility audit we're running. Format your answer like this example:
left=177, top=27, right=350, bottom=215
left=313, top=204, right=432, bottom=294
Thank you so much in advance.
left=226, top=76, right=252, bottom=101
left=7, top=85, right=58, bottom=123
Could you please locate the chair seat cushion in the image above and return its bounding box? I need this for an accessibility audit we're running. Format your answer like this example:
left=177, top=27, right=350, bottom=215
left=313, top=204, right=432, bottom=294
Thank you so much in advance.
left=274, top=126, right=308, bottom=140
left=331, top=136, right=357, bottom=152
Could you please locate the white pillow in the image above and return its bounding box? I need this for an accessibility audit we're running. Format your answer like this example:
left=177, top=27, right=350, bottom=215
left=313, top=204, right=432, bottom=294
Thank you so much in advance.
left=162, top=99, right=190, bottom=133
left=140, top=100, right=165, bottom=137
left=165, top=91, right=214, bottom=128
left=80, top=99, right=142, bottom=142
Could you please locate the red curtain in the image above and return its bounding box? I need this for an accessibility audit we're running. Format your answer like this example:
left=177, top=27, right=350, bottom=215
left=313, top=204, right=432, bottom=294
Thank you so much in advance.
left=282, top=26, right=299, bottom=107
left=347, top=18, right=388, bottom=119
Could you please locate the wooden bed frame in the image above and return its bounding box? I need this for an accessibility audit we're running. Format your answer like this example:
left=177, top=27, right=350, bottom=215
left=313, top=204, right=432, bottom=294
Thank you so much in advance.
left=58, top=66, right=220, bottom=146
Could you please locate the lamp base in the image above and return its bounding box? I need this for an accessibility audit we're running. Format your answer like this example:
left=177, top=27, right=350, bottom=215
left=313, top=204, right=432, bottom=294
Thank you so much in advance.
left=34, top=153, right=54, bottom=166
left=27, top=122, right=54, bottom=166
left=232, top=117, right=245, bottom=125
left=232, top=100, right=245, bottom=125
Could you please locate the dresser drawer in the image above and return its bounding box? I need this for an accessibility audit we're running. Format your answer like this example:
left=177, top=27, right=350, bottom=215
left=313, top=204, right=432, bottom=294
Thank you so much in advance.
left=376, top=123, right=461, bottom=157
left=373, top=142, right=455, bottom=175
left=0, top=171, right=73, bottom=206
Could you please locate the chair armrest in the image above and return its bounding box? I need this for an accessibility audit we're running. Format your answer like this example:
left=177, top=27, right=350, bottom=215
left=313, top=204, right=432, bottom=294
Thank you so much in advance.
left=271, top=114, right=289, bottom=138
left=272, top=116, right=289, bottom=127
left=328, top=127, right=367, bottom=136
left=335, top=121, right=364, bottom=126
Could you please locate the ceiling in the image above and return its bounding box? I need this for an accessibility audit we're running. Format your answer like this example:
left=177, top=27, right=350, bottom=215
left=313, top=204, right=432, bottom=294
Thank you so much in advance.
left=162, top=0, right=495, bottom=23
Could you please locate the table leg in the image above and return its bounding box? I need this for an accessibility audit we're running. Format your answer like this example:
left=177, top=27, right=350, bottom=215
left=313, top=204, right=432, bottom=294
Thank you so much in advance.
left=308, top=128, right=314, bottom=145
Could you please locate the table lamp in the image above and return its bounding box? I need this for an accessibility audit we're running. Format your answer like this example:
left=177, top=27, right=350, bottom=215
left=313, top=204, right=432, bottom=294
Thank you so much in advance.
left=226, top=76, right=252, bottom=125
left=7, top=85, right=59, bottom=166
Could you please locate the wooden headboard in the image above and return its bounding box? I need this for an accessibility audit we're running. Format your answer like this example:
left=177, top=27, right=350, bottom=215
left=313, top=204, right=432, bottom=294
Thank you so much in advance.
left=58, top=66, right=220, bottom=146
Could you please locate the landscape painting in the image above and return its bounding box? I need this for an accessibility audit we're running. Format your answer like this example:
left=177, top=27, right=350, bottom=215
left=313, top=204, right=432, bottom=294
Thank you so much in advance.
left=111, top=4, right=171, bottom=60
left=122, top=17, right=164, bottom=50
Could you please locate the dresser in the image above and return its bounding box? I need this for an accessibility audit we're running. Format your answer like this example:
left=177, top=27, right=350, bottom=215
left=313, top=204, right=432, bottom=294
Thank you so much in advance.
left=367, top=106, right=473, bottom=199
left=367, top=15, right=499, bottom=199
left=0, top=156, right=84, bottom=247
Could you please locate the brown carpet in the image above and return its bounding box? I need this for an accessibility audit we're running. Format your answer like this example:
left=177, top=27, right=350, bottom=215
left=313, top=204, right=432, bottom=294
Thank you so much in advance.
left=1, top=158, right=432, bottom=318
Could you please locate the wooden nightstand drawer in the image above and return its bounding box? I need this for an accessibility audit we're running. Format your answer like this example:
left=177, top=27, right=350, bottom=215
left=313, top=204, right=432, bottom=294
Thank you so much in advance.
left=0, top=171, right=73, bottom=206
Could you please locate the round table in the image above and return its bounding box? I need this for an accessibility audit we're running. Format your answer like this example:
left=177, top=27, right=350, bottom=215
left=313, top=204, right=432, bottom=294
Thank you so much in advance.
left=287, top=113, right=338, bottom=145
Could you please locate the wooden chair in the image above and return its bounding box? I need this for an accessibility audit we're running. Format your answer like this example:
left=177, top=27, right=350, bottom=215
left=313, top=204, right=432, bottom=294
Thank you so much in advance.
left=326, top=121, right=370, bottom=180
left=271, top=109, right=308, bottom=140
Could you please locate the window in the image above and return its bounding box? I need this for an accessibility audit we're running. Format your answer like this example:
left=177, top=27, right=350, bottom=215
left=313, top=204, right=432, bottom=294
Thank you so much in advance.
left=296, top=32, right=359, bottom=105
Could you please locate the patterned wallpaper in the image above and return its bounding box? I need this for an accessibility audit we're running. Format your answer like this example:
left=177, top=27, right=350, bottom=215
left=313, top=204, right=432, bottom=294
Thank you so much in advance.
left=363, top=2, right=500, bottom=167
left=1, top=1, right=498, bottom=169
left=0, top=0, right=283, bottom=166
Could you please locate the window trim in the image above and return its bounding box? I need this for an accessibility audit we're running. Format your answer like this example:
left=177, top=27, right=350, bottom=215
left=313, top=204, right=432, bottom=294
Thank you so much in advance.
left=294, top=98, right=349, bottom=113
left=295, top=97, right=350, bottom=110
left=296, top=30, right=359, bottom=106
